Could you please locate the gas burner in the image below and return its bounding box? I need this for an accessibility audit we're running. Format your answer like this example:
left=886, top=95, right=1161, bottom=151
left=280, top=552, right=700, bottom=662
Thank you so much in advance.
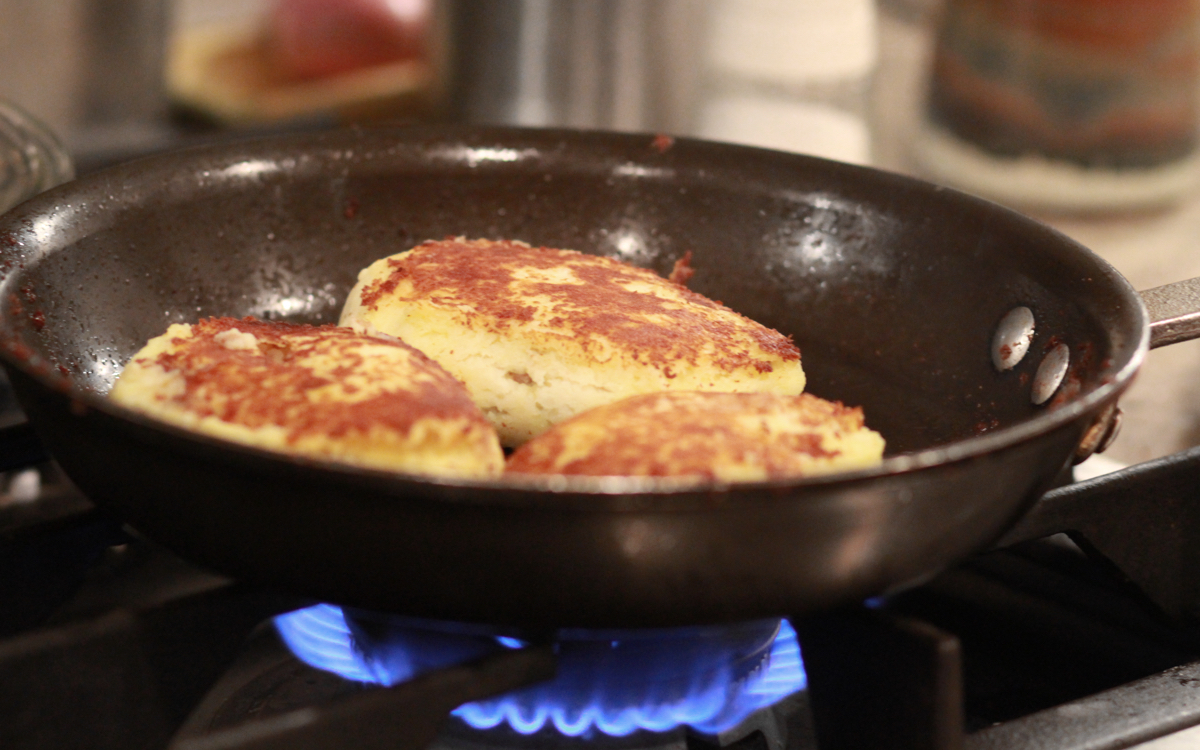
left=175, top=610, right=812, bottom=750
left=274, top=605, right=807, bottom=744
left=429, top=692, right=808, bottom=750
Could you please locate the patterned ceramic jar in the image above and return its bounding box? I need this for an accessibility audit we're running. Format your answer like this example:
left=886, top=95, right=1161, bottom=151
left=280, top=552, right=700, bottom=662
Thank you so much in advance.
left=914, top=0, right=1200, bottom=211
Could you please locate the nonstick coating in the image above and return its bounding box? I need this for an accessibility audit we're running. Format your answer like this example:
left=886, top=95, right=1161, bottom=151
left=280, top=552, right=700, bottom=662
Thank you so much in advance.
left=0, top=126, right=1146, bottom=629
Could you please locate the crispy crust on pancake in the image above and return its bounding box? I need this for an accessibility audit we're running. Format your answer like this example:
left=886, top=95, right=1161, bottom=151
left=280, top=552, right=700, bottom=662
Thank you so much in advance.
left=506, top=391, right=885, bottom=480
left=109, top=317, right=504, bottom=478
left=340, top=238, right=806, bottom=445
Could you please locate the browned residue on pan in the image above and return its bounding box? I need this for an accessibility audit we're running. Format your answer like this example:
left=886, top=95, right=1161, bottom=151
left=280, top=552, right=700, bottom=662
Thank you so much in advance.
left=668, top=251, right=695, bottom=287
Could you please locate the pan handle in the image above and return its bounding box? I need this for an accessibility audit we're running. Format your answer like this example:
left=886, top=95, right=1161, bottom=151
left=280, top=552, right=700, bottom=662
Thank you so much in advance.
left=1072, top=276, right=1200, bottom=462
left=1142, top=277, right=1200, bottom=349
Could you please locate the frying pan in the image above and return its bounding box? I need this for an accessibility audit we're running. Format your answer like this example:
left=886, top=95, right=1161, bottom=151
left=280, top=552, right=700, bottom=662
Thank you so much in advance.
left=0, top=125, right=1197, bottom=630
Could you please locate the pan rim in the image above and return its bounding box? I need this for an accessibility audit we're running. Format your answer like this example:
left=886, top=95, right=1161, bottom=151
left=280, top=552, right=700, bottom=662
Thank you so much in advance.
left=0, top=124, right=1151, bottom=506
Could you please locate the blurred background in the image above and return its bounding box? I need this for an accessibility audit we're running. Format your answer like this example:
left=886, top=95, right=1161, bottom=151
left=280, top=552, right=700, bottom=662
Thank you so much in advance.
left=0, top=0, right=1198, bottom=469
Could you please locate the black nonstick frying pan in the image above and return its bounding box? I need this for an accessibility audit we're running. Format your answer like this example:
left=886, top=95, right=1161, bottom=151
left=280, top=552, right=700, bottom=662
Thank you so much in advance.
left=0, top=125, right=1197, bottom=630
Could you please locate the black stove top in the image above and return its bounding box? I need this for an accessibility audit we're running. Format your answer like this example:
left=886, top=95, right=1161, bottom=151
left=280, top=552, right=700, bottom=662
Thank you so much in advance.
left=4, top=444, right=1200, bottom=750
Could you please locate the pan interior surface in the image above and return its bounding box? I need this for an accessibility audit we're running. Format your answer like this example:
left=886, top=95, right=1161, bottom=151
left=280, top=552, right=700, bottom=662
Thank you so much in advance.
left=0, top=126, right=1150, bottom=626
left=0, top=126, right=1139, bottom=463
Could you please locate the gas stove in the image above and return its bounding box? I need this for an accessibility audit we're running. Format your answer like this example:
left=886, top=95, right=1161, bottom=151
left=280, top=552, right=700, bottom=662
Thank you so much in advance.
left=3, top=423, right=1200, bottom=750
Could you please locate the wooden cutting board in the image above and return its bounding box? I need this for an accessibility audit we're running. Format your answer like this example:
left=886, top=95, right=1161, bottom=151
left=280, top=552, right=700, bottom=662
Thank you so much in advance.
left=167, top=24, right=437, bottom=125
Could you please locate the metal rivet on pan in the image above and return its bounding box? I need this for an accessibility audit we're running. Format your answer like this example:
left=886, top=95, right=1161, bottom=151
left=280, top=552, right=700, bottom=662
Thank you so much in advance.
left=1074, top=403, right=1120, bottom=463
left=1032, top=343, right=1070, bottom=405
left=1096, top=407, right=1124, bottom=454
left=992, top=306, right=1035, bottom=371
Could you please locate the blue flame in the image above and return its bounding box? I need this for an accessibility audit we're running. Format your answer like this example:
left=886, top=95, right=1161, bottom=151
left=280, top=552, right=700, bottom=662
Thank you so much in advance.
left=274, top=606, right=806, bottom=737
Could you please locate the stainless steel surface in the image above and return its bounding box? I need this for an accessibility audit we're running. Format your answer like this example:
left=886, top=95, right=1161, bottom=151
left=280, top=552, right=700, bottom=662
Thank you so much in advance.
left=991, top=306, right=1035, bottom=371
left=1032, top=343, right=1069, bottom=407
left=79, top=0, right=170, bottom=127
left=446, top=0, right=708, bottom=132
left=0, top=0, right=169, bottom=146
left=1143, top=277, right=1200, bottom=350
